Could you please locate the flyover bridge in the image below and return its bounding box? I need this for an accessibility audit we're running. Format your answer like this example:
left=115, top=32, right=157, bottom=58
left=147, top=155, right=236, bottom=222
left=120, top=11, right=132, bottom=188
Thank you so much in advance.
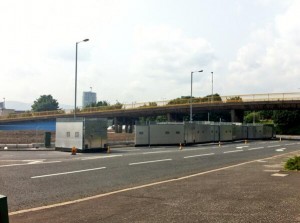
left=0, top=92, right=300, bottom=129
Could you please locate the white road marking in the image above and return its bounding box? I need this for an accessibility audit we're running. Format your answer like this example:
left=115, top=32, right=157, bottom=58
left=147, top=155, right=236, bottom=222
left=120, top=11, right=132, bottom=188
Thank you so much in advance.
left=42, top=161, right=62, bottom=164
left=276, top=148, right=286, bottom=152
left=10, top=151, right=298, bottom=216
left=256, top=160, right=267, bottom=163
left=31, top=167, right=106, bottom=179
left=0, top=161, right=61, bottom=168
left=184, top=153, right=215, bottom=159
left=116, top=149, right=141, bottom=152
left=264, top=164, right=283, bottom=168
left=248, top=147, right=264, bottom=151
left=143, top=151, right=172, bottom=155
left=271, top=173, right=288, bottom=177
left=27, top=160, right=43, bottom=164
left=81, top=155, right=123, bottom=160
left=183, top=147, right=211, bottom=151
left=223, top=150, right=243, bottom=154
left=129, top=159, right=172, bottom=166
left=268, top=145, right=281, bottom=148
left=236, top=146, right=249, bottom=149
left=264, top=170, right=280, bottom=172
left=285, top=143, right=296, bottom=146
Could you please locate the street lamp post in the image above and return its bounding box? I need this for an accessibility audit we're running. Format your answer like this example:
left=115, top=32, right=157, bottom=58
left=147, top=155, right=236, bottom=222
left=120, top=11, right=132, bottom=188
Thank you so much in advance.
left=74, top=38, right=89, bottom=119
left=190, top=70, right=203, bottom=122
left=211, top=72, right=213, bottom=103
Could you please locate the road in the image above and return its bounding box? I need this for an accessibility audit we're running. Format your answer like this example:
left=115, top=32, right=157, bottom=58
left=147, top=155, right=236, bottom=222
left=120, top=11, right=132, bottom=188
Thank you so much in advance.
left=0, top=140, right=299, bottom=213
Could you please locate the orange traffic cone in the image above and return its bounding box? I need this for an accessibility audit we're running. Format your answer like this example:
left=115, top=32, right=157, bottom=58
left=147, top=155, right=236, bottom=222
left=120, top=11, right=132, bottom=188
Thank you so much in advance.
left=71, top=147, right=77, bottom=155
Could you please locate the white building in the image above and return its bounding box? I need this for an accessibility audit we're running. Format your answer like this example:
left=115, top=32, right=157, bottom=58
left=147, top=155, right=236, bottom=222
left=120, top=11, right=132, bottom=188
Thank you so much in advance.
left=82, top=91, right=97, bottom=107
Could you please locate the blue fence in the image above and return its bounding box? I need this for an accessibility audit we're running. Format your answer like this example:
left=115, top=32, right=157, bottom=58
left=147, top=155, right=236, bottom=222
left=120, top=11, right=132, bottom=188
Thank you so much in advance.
left=0, top=120, right=56, bottom=131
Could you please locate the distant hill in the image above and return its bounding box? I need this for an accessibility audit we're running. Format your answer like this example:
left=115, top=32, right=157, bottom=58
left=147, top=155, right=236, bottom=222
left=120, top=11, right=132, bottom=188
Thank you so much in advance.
left=5, top=101, right=73, bottom=111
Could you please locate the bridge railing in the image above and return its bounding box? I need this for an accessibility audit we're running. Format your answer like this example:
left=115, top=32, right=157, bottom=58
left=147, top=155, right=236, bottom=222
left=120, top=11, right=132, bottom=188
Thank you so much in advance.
left=1, top=92, right=300, bottom=121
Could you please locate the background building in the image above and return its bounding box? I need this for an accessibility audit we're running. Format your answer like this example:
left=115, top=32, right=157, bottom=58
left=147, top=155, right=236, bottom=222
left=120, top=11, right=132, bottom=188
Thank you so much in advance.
left=82, top=91, right=97, bottom=107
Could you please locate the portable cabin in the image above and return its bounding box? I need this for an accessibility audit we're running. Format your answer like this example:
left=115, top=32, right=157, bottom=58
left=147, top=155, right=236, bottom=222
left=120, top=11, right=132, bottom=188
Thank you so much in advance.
left=219, top=123, right=233, bottom=141
left=55, top=117, right=107, bottom=151
left=150, top=123, right=185, bottom=145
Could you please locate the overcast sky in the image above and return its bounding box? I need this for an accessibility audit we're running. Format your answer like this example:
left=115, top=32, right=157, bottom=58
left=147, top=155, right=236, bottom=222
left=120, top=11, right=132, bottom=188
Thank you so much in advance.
left=1, top=0, right=299, bottom=108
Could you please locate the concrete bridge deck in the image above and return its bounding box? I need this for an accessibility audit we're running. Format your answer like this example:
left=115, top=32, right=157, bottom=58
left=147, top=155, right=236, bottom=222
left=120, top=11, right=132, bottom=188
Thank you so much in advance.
left=0, top=92, right=299, bottom=123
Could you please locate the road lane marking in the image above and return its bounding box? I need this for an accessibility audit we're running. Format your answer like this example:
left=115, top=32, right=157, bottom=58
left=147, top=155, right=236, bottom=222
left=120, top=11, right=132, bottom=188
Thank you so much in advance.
left=143, top=151, right=172, bottom=155
left=285, top=143, right=296, bottom=146
left=248, top=147, right=264, bottom=151
left=236, top=146, right=249, bottom=149
left=276, top=148, right=286, bottom=152
left=264, top=170, right=280, bottom=172
left=184, top=153, right=215, bottom=159
left=10, top=151, right=299, bottom=216
left=81, top=155, right=123, bottom=160
left=264, top=164, right=282, bottom=168
left=0, top=161, right=61, bottom=168
left=181, top=147, right=211, bottom=151
left=256, top=160, right=267, bottom=163
left=223, top=150, right=243, bottom=154
left=27, top=160, right=44, bottom=164
left=271, top=173, right=288, bottom=177
left=31, top=167, right=106, bottom=179
left=129, top=159, right=172, bottom=166
left=42, top=161, right=62, bottom=164
left=268, top=145, right=281, bottom=148
left=116, top=149, right=141, bottom=152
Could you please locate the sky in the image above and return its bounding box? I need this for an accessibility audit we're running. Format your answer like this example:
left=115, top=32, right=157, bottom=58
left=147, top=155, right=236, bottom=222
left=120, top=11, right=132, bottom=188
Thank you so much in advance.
left=0, top=0, right=299, bottom=109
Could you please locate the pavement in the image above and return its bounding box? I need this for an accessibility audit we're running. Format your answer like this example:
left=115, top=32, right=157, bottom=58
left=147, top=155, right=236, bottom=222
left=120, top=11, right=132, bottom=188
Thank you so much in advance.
left=277, top=135, right=300, bottom=140
left=9, top=150, right=300, bottom=223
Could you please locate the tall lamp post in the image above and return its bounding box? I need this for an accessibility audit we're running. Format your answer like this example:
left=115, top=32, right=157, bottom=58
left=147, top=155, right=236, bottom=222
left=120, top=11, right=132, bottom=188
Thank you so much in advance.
left=74, top=38, right=89, bottom=119
left=190, top=70, right=203, bottom=122
left=211, top=72, right=214, bottom=103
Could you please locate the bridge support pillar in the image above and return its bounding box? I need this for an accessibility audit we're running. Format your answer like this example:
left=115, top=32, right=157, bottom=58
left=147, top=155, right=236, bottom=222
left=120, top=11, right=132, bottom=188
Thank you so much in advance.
left=231, top=109, right=244, bottom=123
left=114, top=117, right=123, bottom=133
left=167, top=113, right=176, bottom=122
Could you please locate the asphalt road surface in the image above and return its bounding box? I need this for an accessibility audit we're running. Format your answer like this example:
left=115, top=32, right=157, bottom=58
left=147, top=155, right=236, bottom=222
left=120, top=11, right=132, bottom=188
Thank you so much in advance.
left=1, top=139, right=300, bottom=222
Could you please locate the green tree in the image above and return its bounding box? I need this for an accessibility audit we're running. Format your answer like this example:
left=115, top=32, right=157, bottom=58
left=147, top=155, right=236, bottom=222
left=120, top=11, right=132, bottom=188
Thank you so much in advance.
left=273, top=110, right=300, bottom=134
left=111, top=101, right=123, bottom=109
left=139, top=102, right=158, bottom=108
left=226, top=96, right=242, bottom=102
left=88, top=100, right=110, bottom=108
left=31, top=95, right=59, bottom=112
left=201, top=94, right=222, bottom=103
left=167, top=97, right=190, bottom=105
left=244, top=112, right=260, bottom=124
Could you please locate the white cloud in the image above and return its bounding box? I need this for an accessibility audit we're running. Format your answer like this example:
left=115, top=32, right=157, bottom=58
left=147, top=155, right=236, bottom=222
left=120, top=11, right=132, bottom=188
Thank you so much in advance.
left=125, top=25, right=215, bottom=101
left=226, top=0, right=300, bottom=95
left=0, top=0, right=298, bottom=108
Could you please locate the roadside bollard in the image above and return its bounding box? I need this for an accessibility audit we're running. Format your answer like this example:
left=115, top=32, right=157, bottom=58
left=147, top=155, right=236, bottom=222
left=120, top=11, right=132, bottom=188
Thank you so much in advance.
left=280, top=137, right=282, bottom=142
left=107, top=146, right=111, bottom=154
left=71, top=147, right=77, bottom=155
left=245, top=139, right=248, bottom=144
left=0, top=195, right=9, bottom=223
left=219, top=141, right=221, bottom=147
left=179, top=143, right=183, bottom=150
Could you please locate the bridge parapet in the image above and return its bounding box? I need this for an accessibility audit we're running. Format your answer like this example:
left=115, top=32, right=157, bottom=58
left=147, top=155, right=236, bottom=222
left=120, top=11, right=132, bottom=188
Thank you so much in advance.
left=0, top=92, right=300, bottom=122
